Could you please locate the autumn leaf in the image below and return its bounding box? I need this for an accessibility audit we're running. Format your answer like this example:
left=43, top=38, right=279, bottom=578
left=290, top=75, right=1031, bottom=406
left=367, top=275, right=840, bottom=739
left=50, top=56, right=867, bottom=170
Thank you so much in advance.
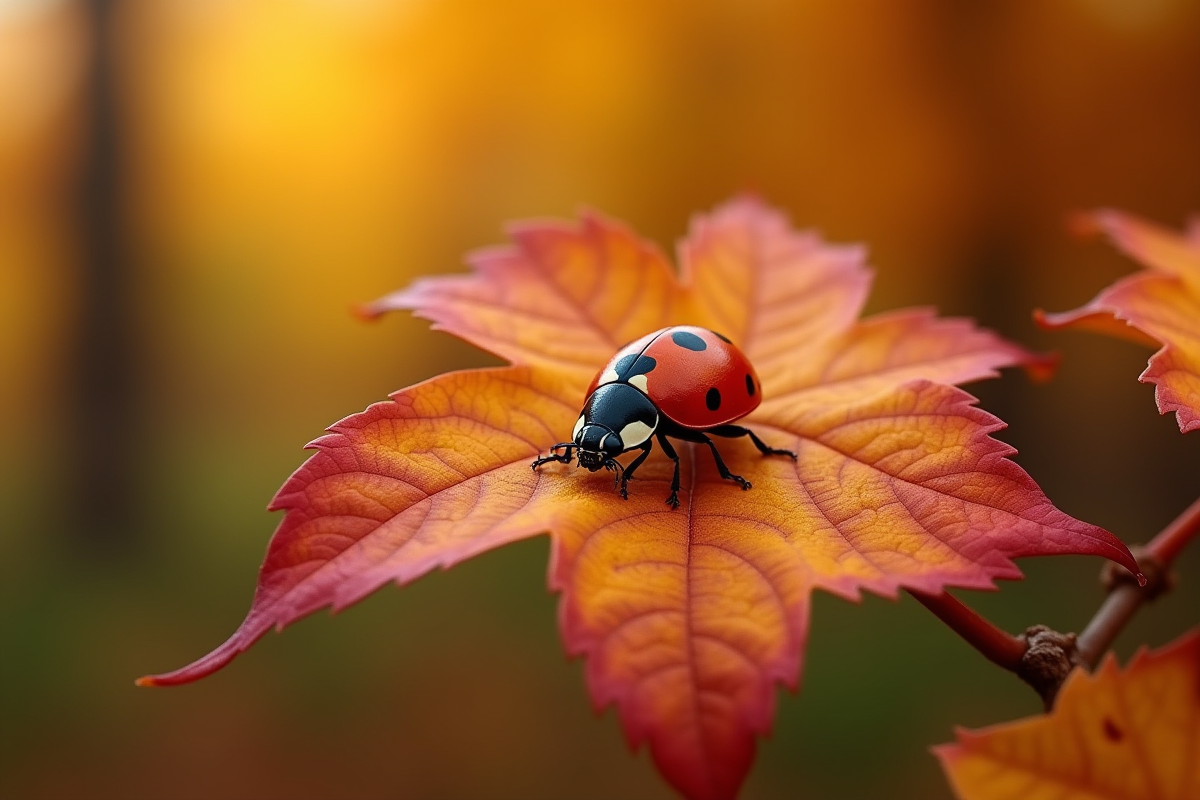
left=1036, top=210, right=1200, bottom=433
left=935, top=629, right=1200, bottom=800
left=140, top=197, right=1141, bottom=800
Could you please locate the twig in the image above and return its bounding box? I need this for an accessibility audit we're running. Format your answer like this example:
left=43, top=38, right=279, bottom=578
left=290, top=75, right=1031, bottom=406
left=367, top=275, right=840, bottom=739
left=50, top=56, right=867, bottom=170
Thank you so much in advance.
left=1146, top=494, right=1200, bottom=564
left=909, top=590, right=1027, bottom=671
left=1075, top=496, right=1200, bottom=667
left=912, top=495, right=1199, bottom=705
left=909, top=589, right=1080, bottom=707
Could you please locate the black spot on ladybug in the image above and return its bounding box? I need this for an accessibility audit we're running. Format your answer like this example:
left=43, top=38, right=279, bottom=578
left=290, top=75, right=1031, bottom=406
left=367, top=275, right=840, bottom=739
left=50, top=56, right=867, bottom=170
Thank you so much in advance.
left=712, top=330, right=732, bottom=344
left=746, top=374, right=756, bottom=396
left=671, top=330, right=707, bottom=351
left=706, top=387, right=721, bottom=411
left=614, top=353, right=656, bottom=378
left=1102, top=718, right=1124, bottom=742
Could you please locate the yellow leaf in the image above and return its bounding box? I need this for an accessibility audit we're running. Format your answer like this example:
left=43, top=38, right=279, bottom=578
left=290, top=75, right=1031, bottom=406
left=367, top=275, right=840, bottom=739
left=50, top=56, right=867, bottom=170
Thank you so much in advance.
left=937, top=629, right=1200, bottom=800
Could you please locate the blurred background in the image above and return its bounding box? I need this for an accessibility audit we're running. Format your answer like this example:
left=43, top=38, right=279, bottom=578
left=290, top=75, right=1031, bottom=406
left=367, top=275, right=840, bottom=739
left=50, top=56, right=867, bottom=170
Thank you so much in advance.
left=1, top=0, right=1198, bottom=798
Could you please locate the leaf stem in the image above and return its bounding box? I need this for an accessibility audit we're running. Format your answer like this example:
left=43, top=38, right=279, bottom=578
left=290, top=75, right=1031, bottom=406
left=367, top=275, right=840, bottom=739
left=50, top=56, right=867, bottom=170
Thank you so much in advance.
left=909, top=589, right=1027, bottom=671
left=1075, top=495, right=1200, bottom=668
left=913, top=495, right=1199, bottom=703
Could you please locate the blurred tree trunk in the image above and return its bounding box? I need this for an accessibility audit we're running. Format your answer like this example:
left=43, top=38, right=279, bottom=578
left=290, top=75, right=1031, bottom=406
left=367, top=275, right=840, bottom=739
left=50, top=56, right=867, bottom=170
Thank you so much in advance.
left=72, top=0, right=136, bottom=552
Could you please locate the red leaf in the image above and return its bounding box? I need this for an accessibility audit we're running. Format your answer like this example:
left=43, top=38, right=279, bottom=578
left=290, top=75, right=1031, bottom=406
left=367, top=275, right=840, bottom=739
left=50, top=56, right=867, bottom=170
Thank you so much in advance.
left=142, top=197, right=1139, bottom=800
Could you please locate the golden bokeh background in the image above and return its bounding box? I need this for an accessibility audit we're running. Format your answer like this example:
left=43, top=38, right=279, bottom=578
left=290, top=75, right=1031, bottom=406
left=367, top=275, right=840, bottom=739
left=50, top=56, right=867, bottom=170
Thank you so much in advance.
left=2, top=1, right=1197, bottom=798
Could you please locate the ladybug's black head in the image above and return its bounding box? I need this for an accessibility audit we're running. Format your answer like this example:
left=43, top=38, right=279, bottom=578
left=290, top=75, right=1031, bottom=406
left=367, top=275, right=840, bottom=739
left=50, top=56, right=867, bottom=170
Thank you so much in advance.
left=572, top=383, right=659, bottom=472
left=575, top=424, right=625, bottom=471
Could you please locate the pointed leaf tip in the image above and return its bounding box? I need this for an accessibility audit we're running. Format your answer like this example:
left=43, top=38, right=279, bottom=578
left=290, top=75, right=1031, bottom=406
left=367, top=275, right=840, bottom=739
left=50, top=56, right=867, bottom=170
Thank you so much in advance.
left=134, top=676, right=165, bottom=688
left=135, top=631, right=255, bottom=687
left=1021, top=349, right=1060, bottom=383
left=351, top=302, right=382, bottom=321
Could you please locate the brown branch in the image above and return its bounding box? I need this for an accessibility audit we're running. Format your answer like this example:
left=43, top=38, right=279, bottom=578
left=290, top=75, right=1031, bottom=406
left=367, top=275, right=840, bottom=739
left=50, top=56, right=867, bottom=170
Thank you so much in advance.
left=1075, top=496, right=1200, bottom=668
left=913, top=495, right=1199, bottom=705
left=1146, top=494, right=1200, bottom=564
left=909, top=589, right=1027, bottom=670
left=908, top=589, right=1080, bottom=707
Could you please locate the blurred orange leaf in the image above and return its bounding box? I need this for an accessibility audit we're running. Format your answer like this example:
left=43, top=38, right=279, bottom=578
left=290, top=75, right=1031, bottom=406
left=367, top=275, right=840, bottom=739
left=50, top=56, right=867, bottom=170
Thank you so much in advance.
left=141, top=197, right=1140, bottom=800
left=936, top=629, right=1200, bottom=800
left=1037, top=210, right=1200, bottom=433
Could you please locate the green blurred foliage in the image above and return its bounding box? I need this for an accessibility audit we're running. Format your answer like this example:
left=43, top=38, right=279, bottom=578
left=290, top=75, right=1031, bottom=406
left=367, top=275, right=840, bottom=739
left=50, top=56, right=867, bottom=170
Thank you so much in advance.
left=1, top=1, right=1197, bottom=798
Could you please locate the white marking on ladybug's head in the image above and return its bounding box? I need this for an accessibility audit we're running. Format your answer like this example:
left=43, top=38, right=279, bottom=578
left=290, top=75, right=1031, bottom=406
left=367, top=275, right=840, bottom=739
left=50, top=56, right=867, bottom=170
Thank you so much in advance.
left=597, top=368, right=619, bottom=386
left=627, top=374, right=649, bottom=393
left=572, top=414, right=585, bottom=440
left=618, top=419, right=654, bottom=448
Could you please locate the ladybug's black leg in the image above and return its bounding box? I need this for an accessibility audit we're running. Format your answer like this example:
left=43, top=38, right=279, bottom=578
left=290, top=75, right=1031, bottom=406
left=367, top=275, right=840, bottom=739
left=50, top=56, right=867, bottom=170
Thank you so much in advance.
left=707, top=425, right=797, bottom=461
left=655, top=433, right=682, bottom=509
left=697, top=434, right=751, bottom=491
left=531, top=443, right=576, bottom=471
left=617, top=440, right=654, bottom=500
left=663, top=427, right=752, bottom=492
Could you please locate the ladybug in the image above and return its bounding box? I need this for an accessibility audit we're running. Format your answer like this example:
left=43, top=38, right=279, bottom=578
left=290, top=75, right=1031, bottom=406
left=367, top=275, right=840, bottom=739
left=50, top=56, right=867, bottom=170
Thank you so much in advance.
left=532, top=325, right=796, bottom=508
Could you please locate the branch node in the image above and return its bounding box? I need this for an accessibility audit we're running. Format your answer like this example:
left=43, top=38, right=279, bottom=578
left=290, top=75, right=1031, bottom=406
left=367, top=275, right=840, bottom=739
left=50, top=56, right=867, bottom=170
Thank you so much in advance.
left=1017, top=625, right=1081, bottom=710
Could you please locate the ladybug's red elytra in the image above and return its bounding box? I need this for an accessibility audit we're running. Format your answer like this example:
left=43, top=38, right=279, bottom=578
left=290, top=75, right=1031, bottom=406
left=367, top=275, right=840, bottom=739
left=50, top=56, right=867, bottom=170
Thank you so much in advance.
left=532, top=325, right=797, bottom=508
